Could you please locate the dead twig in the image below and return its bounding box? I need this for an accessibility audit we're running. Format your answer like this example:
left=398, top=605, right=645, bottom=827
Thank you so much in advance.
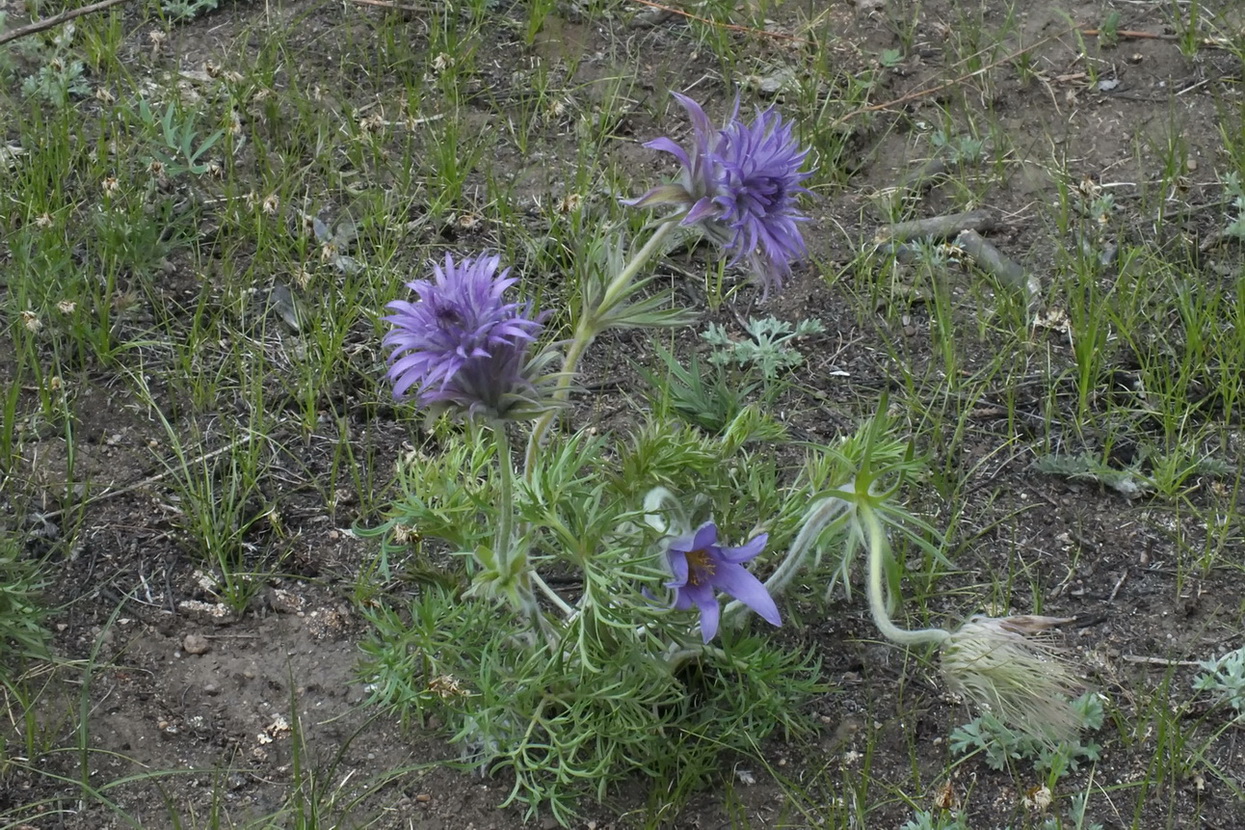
left=1121, top=655, right=1202, bottom=667
left=0, top=0, right=134, bottom=46
left=876, top=209, right=1001, bottom=243
left=834, top=24, right=1080, bottom=126
left=626, top=0, right=808, bottom=43
left=873, top=158, right=954, bottom=215
left=39, top=433, right=257, bottom=521
left=955, top=228, right=1038, bottom=298
left=347, top=0, right=429, bottom=12
left=1079, top=27, right=1235, bottom=49
left=895, top=157, right=952, bottom=196
left=1106, top=569, right=1128, bottom=603
left=1080, top=27, right=1180, bottom=42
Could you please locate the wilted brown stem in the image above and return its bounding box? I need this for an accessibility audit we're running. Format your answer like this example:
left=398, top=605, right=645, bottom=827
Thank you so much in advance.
left=0, top=0, right=133, bottom=46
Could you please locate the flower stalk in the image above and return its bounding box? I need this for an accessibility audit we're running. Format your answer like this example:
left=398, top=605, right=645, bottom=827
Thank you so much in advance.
left=525, top=215, right=680, bottom=472
left=852, top=489, right=1083, bottom=742
left=858, top=499, right=951, bottom=649
left=490, top=418, right=518, bottom=585
left=593, top=217, right=681, bottom=319
left=719, top=495, right=848, bottom=631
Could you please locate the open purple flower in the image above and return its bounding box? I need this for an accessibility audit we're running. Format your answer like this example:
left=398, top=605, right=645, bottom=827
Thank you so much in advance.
left=709, top=104, right=812, bottom=295
left=665, top=520, right=781, bottom=643
left=627, top=92, right=813, bottom=297
left=383, top=253, right=544, bottom=418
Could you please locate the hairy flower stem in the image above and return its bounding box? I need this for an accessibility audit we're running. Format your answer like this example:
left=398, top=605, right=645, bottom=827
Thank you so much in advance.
left=595, top=217, right=680, bottom=317
left=764, top=496, right=847, bottom=597
left=533, top=572, right=576, bottom=618
left=489, top=422, right=574, bottom=626
left=719, top=495, right=849, bottom=630
left=491, top=421, right=556, bottom=639
left=492, top=420, right=517, bottom=575
left=524, top=217, right=680, bottom=472
left=858, top=501, right=950, bottom=649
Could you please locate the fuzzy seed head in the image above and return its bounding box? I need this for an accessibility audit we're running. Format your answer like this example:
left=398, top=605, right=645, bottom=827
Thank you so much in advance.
left=940, top=615, right=1084, bottom=743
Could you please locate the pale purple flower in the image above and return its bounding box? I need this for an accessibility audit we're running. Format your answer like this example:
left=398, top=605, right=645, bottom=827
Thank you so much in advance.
left=665, top=520, right=781, bottom=643
left=383, top=253, right=543, bottom=418
left=710, top=105, right=812, bottom=294
left=625, top=92, right=721, bottom=224
left=627, top=92, right=814, bottom=297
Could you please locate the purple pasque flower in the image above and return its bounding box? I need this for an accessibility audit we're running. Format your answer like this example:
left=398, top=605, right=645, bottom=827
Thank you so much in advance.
left=625, top=92, right=722, bottom=224
left=383, top=253, right=543, bottom=418
left=627, top=92, right=814, bottom=297
left=665, top=520, right=781, bottom=643
left=709, top=104, right=813, bottom=295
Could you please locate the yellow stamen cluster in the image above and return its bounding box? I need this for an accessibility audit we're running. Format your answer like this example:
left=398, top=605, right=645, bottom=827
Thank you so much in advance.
left=686, top=549, right=715, bottom=585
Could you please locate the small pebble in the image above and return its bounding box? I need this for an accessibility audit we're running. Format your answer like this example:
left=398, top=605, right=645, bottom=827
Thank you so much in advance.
left=183, top=633, right=210, bottom=655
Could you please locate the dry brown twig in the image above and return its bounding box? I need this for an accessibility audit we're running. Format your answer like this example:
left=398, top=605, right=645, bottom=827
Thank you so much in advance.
left=955, top=228, right=1039, bottom=299
left=612, top=11, right=1157, bottom=133
left=348, top=0, right=429, bottom=13
left=38, top=432, right=258, bottom=522
left=626, top=0, right=808, bottom=43
left=834, top=24, right=1082, bottom=126
left=1079, top=27, right=1236, bottom=49
left=0, top=0, right=134, bottom=46
left=876, top=209, right=1002, bottom=243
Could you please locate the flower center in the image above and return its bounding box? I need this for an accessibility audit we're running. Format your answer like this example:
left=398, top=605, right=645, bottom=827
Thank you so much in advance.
left=740, top=175, right=785, bottom=215
left=686, top=549, right=715, bottom=585
left=433, top=304, right=465, bottom=329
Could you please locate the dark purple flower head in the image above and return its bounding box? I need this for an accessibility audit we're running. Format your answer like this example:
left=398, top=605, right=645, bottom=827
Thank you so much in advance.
left=627, top=92, right=814, bottom=298
left=665, top=520, right=781, bottom=643
left=709, top=105, right=812, bottom=295
left=383, top=253, right=544, bottom=418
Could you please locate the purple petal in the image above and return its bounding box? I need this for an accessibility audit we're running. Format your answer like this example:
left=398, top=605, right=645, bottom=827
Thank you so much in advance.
left=690, top=521, right=718, bottom=553
left=674, top=580, right=714, bottom=612
left=390, top=369, right=422, bottom=400
left=666, top=549, right=690, bottom=587
left=683, top=197, right=719, bottom=225
left=643, top=137, right=692, bottom=169
left=718, top=532, right=767, bottom=564
left=713, top=563, right=781, bottom=628
left=696, top=593, right=722, bottom=643
left=671, top=91, right=714, bottom=141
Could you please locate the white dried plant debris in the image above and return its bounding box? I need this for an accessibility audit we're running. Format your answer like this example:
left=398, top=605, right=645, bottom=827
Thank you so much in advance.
left=193, top=569, right=220, bottom=593
left=270, top=587, right=305, bottom=614
left=178, top=599, right=236, bottom=624
left=0, top=143, right=27, bottom=170
left=267, top=714, right=291, bottom=737
left=427, top=674, right=468, bottom=699
left=1024, top=784, right=1053, bottom=811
